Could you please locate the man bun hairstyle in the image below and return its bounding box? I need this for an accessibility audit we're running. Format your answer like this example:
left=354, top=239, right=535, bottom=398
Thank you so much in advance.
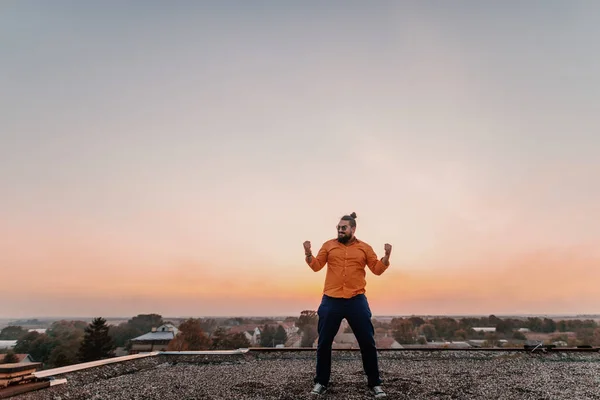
left=341, top=212, right=357, bottom=228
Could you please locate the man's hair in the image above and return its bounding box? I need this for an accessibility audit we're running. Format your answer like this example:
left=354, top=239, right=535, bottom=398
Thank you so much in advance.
left=340, top=212, right=357, bottom=228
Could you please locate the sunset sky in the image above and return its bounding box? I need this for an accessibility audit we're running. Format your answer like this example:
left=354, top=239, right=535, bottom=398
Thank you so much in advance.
left=1, top=1, right=599, bottom=318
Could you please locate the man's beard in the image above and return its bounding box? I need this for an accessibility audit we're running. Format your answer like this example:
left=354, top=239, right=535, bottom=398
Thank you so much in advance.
left=337, top=234, right=352, bottom=243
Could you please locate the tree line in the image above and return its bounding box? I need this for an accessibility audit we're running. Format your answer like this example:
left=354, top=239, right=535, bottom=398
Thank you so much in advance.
left=383, top=315, right=600, bottom=346
left=0, top=313, right=292, bottom=369
left=3, top=313, right=600, bottom=369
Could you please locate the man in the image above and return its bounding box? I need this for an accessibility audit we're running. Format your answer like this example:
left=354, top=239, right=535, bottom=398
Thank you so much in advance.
left=303, top=212, right=391, bottom=398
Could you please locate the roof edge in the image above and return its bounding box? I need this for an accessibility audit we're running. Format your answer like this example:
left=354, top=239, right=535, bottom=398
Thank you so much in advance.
left=33, top=352, right=160, bottom=378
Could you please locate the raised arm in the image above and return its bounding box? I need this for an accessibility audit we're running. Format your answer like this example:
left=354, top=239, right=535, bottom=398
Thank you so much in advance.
left=304, top=240, right=328, bottom=272
left=365, top=243, right=391, bottom=276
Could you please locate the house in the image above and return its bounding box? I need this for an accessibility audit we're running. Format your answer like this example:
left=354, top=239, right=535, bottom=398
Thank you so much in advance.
left=333, top=333, right=358, bottom=349
left=376, top=336, right=403, bottom=349
left=467, top=340, right=486, bottom=348
left=129, top=324, right=179, bottom=354
left=279, top=322, right=299, bottom=335
left=285, top=333, right=302, bottom=348
left=228, top=326, right=261, bottom=345
left=472, top=327, right=496, bottom=333
left=0, top=354, right=34, bottom=364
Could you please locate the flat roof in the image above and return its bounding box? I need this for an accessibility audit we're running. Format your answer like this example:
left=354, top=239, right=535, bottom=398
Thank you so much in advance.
left=8, top=349, right=600, bottom=399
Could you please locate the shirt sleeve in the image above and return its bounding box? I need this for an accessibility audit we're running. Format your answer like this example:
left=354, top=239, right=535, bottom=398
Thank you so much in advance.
left=307, top=243, right=328, bottom=272
left=365, top=245, right=389, bottom=275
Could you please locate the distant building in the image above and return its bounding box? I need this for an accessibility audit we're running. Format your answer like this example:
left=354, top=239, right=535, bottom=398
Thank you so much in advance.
left=467, top=340, right=487, bottom=348
left=227, top=326, right=261, bottom=345
left=129, top=324, right=179, bottom=354
left=472, top=327, right=496, bottom=333
left=0, top=341, right=17, bottom=350
left=279, top=322, right=299, bottom=335
left=0, top=354, right=34, bottom=364
left=375, top=336, right=403, bottom=349
left=333, top=333, right=358, bottom=349
left=285, top=333, right=302, bottom=348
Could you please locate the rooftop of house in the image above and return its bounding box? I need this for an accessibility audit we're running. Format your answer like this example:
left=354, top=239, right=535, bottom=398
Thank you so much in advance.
left=4, top=348, right=600, bottom=399
left=129, top=331, right=176, bottom=342
left=130, top=324, right=179, bottom=342
left=0, top=354, right=32, bottom=364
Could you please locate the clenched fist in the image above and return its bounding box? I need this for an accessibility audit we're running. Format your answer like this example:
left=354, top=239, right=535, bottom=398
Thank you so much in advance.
left=384, top=243, right=392, bottom=256
left=303, top=241, right=312, bottom=253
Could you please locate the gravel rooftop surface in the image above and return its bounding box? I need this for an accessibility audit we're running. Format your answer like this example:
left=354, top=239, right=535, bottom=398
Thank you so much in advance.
left=12, top=350, right=600, bottom=400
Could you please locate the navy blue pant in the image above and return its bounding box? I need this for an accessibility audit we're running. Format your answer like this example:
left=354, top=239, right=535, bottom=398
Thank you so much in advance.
left=314, top=294, right=382, bottom=388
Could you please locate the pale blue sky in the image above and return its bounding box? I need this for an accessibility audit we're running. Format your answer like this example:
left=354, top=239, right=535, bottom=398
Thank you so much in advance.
left=1, top=1, right=599, bottom=317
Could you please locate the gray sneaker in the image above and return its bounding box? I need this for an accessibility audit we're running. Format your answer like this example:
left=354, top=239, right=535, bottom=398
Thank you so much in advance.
left=372, top=385, right=387, bottom=398
left=311, top=383, right=327, bottom=395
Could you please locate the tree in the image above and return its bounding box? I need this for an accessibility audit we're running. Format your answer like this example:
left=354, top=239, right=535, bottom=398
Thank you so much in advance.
left=167, top=318, right=211, bottom=351
left=108, top=313, right=169, bottom=349
left=556, top=320, right=568, bottom=332
left=210, top=328, right=250, bottom=350
left=419, top=324, right=437, bottom=341
left=527, top=317, right=543, bottom=332
left=541, top=318, right=557, bottom=333
left=297, top=310, right=318, bottom=348
left=46, top=320, right=87, bottom=368
left=199, top=318, right=218, bottom=335
left=78, top=317, right=115, bottom=362
left=14, top=332, right=54, bottom=365
left=0, top=326, right=26, bottom=340
left=372, top=319, right=390, bottom=330
left=488, top=315, right=501, bottom=326
left=2, top=350, right=19, bottom=364
left=454, top=329, right=468, bottom=341
left=431, top=318, right=459, bottom=340
left=127, top=314, right=164, bottom=336
left=274, top=325, right=288, bottom=346
left=260, top=325, right=276, bottom=347
left=576, top=328, right=595, bottom=346
left=495, top=319, right=514, bottom=334
left=48, top=344, right=78, bottom=367
left=393, top=320, right=416, bottom=344
left=167, top=334, right=188, bottom=351
left=408, top=316, right=426, bottom=328
left=108, top=323, right=141, bottom=348
left=301, top=325, right=318, bottom=347
left=296, top=311, right=318, bottom=334
left=483, top=333, right=499, bottom=347
left=512, top=331, right=527, bottom=340
left=209, top=327, right=228, bottom=350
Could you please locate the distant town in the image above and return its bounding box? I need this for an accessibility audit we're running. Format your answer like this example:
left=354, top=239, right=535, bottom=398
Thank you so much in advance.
left=2, top=313, right=600, bottom=370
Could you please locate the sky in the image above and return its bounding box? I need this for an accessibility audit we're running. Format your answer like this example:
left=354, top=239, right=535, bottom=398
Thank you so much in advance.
left=1, top=1, right=599, bottom=318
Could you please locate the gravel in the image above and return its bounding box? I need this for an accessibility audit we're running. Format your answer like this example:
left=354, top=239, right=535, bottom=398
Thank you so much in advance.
left=12, top=350, right=600, bottom=399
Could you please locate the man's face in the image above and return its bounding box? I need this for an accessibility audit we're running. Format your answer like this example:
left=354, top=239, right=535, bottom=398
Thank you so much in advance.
left=336, top=220, right=355, bottom=243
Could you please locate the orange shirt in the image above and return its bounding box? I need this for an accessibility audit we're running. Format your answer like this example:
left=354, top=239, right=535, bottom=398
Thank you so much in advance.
left=307, top=237, right=389, bottom=298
